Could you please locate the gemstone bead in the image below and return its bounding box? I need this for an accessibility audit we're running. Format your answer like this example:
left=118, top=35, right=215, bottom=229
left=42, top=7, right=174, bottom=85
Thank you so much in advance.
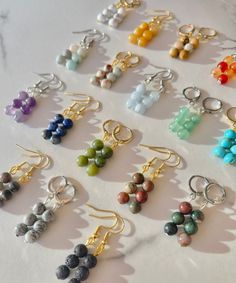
left=42, top=209, right=55, bottom=222
left=171, top=211, right=185, bottom=225
left=94, top=156, right=106, bottom=168
left=74, top=244, right=88, bottom=257
left=191, top=210, right=204, bottom=223
left=135, top=190, right=148, bottom=203
left=142, top=180, right=154, bottom=192
left=184, top=220, right=198, bottom=235
left=164, top=222, right=178, bottom=236
left=117, top=192, right=130, bottom=204
left=179, top=202, right=192, bottom=214
left=85, top=148, right=96, bottom=159
left=1, top=172, right=12, bottom=183
left=87, top=163, right=99, bottom=176
left=129, top=201, right=142, bottom=214
left=56, top=54, right=66, bottom=65
left=24, top=230, right=40, bottom=243
left=124, top=182, right=137, bottom=194
left=84, top=254, right=97, bottom=269
left=224, top=129, right=236, bottom=139
left=101, top=146, right=113, bottom=159
left=56, top=265, right=70, bottom=280
left=230, top=145, right=236, bottom=154
left=12, top=99, right=22, bottom=108
left=15, top=223, right=28, bottom=236
left=26, top=97, right=37, bottom=107
left=54, top=114, right=64, bottom=123
left=18, top=91, right=29, bottom=100
left=50, top=134, right=61, bottom=145
left=33, top=220, right=47, bottom=234
left=48, top=122, right=58, bottom=131
left=75, top=266, right=89, bottom=281
left=220, top=138, right=232, bottom=148
left=24, top=213, right=37, bottom=226
left=21, top=104, right=31, bottom=115
left=92, top=139, right=104, bottom=150
left=217, top=61, right=228, bottom=72
left=42, top=129, right=52, bottom=140
left=68, top=279, right=80, bottom=283
left=213, top=146, right=226, bottom=158
left=217, top=74, right=228, bottom=84
left=56, top=126, right=67, bottom=137
left=65, top=254, right=80, bottom=269
left=66, top=60, right=77, bottom=71
left=1, top=189, right=12, bottom=201
left=132, top=173, right=144, bottom=184
left=63, top=118, right=73, bottom=129
left=9, top=181, right=21, bottom=192
left=77, top=155, right=89, bottom=167
left=177, top=232, right=192, bottom=247
left=223, top=152, right=235, bottom=164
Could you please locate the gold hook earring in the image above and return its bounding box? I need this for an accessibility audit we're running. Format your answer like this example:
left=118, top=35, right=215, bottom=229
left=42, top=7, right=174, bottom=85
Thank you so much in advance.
left=117, top=144, right=182, bottom=214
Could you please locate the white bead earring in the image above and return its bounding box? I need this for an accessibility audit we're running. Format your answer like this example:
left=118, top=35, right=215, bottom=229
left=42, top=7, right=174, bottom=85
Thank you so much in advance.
left=126, top=69, right=174, bottom=114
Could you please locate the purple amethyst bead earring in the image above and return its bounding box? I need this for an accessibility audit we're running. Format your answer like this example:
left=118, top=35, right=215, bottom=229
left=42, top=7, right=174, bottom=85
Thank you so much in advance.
left=4, top=73, right=63, bottom=123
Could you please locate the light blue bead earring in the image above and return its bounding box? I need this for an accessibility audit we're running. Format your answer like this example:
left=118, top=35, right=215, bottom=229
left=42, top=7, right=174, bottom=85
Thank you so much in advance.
left=213, top=107, right=236, bottom=164
left=56, top=29, right=106, bottom=71
left=126, top=69, right=173, bottom=114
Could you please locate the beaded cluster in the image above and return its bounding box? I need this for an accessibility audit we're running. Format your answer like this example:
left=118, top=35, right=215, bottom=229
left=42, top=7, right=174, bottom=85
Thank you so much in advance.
left=213, top=129, right=236, bottom=164
left=56, top=244, right=97, bottom=282
left=77, top=139, right=113, bottom=176
left=0, top=172, right=21, bottom=207
left=117, top=172, right=154, bottom=214
left=97, top=4, right=127, bottom=28
left=164, top=201, right=204, bottom=247
left=211, top=55, right=236, bottom=85
left=15, top=202, right=55, bottom=243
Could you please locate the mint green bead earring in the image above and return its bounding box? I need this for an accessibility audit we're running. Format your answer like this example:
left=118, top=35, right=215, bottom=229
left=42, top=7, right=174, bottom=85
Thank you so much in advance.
left=169, top=86, right=222, bottom=140
left=76, top=120, right=134, bottom=176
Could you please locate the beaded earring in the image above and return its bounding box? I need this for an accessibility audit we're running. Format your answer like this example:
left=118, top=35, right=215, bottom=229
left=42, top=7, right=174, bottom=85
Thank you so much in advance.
left=128, top=10, right=173, bottom=47
left=164, top=175, right=226, bottom=247
left=0, top=145, right=50, bottom=207
left=77, top=119, right=133, bottom=176
left=213, top=107, right=236, bottom=164
left=169, top=86, right=223, bottom=140
left=169, top=25, right=216, bottom=60
left=90, top=51, right=140, bottom=89
left=15, top=176, right=76, bottom=243
left=42, top=93, right=101, bottom=145
left=211, top=53, right=236, bottom=84
left=56, top=29, right=106, bottom=71
left=4, top=73, right=63, bottom=123
left=126, top=69, right=173, bottom=114
left=97, top=0, right=141, bottom=28
left=117, top=144, right=181, bottom=214
left=56, top=204, right=124, bottom=282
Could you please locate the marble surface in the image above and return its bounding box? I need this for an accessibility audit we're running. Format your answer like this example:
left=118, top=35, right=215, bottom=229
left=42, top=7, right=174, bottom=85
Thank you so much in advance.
left=0, top=0, right=236, bottom=282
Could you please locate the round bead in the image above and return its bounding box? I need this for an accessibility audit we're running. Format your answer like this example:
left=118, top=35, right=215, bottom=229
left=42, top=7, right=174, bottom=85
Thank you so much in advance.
left=72, top=54, right=81, bottom=64
left=142, top=180, right=154, bottom=192
left=94, top=156, right=106, bottom=168
left=42, top=129, right=52, bottom=140
left=8, top=181, right=20, bottom=192
left=177, top=232, right=192, bottom=247
left=189, top=37, right=199, bottom=48
left=117, top=192, right=130, bottom=204
left=113, top=67, right=122, bottom=77
left=42, top=209, right=55, bottom=222
left=56, top=265, right=70, bottom=280
left=65, top=254, right=80, bottom=269
left=24, top=213, right=37, bottom=226
left=90, top=76, right=100, bottom=86
left=217, top=61, right=228, bottom=72
left=12, top=99, right=22, bottom=108
left=149, top=24, right=159, bottom=35
left=15, top=223, right=28, bottom=236
left=169, top=48, right=179, bottom=58
left=223, top=152, right=235, bottom=164
left=139, top=22, right=149, bottom=30
left=87, top=163, right=99, bottom=176
left=69, top=44, right=79, bottom=53
left=164, top=222, right=178, bottom=236
left=56, top=126, right=67, bottom=137
left=191, top=210, right=204, bottom=223
left=149, top=91, right=161, bottom=102
left=77, top=48, right=88, bottom=58
left=97, top=13, right=107, bottom=23
left=33, top=220, right=47, bottom=233
left=135, top=190, right=148, bottom=203
left=213, top=146, right=226, bottom=158
left=63, top=118, right=73, bottom=129
left=129, top=201, right=142, bottom=214
left=128, top=33, right=138, bottom=44
left=101, top=79, right=112, bottom=89
left=179, top=201, right=192, bottom=214
left=66, top=60, right=77, bottom=71
left=179, top=50, right=189, bottom=60
left=77, top=155, right=89, bottom=167
left=132, top=173, right=144, bottom=184
left=84, top=254, right=97, bottom=269
left=230, top=145, right=236, bottom=154
left=224, top=129, right=236, bottom=139
left=220, top=138, right=232, bottom=148
left=63, top=49, right=72, bottom=59
left=134, top=103, right=146, bottom=114
left=1, top=189, right=12, bottom=201
left=142, top=97, right=154, bottom=108
left=134, top=27, right=143, bottom=37
left=131, top=91, right=143, bottom=101
left=230, top=62, right=236, bottom=72
left=14, top=110, right=27, bottom=122
left=68, top=279, right=80, bottom=283
left=225, top=68, right=235, bottom=79
left=48, top=121, right=58, bottom=131
left=177, top=129, right=190, bottom=140
left=92, top=139, right=104, bottom=150
left=21, top=104, right=31, bottom=115
left=126, top=98, right=137, bottom=109
left=56, top=54, right=66, bottom=65
left=96, top=70, right=106, bottom=79
left=74, top=244, right=88, bottom=257
left=211, top=68, right=222, bottom=78
left=179, top=36, right=189, bottom=44
left=184, top=220, right=198, bottom=235
left=24, top=230, right=40, bottom=243
left=85, top=148, right=96, bottom=159
left=124, top=182, right=137, bottom=194
left=171, top=211, right=185, bottom=225
left=1, top=172, right=12, bottom=183
left=117, top=7, right=126, bottom=17
left=50, top=134, right=61, bottom=145
left=26, top=96, right=37, bottom=108
left=108, top=18, right=119, bottom=28
left=108, top=4, right=117, bottom=13
left=101, top=146, right=113, bottom=159
left=184, top=43, right=194, bottom=52
left=224, top=55, right=234, bottom=64
left=217, top=74, right=228, bottom=84
left=106, top=72, right=116, bottom=82
left=138, top=37, right=148, bottom=47
left=75, top=266, right=89, bottom=281
left=103, top=64, right=113, bottom=73
left=18, top=91, right=29, bottom=100
left=102, top=8, right=112, bottom=17
left=142, top=30, right=153, bottom=41
left=174, top=41, right=184, bottom=50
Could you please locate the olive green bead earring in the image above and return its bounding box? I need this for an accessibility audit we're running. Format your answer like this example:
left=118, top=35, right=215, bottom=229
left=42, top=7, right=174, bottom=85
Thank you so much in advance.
left=77, top=119, right=133, bottom=176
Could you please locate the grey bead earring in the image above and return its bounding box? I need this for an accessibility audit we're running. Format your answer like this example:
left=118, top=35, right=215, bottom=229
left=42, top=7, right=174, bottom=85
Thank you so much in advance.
left=15, top=176, right=76, bottom=243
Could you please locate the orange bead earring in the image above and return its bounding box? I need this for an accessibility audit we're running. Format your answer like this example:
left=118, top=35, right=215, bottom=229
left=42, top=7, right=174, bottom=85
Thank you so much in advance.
left=128, top=10, right=173, bottom=47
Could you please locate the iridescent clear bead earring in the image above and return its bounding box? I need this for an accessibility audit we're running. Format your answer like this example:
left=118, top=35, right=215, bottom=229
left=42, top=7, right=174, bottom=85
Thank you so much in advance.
left=126, top=69, right=173, bottom=114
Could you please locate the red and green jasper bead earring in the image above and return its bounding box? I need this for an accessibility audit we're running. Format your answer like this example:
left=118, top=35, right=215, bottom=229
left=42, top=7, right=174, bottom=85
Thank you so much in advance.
left=77, top=119, right=133, bottom=176
left=117, top=144, right=181, bottom=214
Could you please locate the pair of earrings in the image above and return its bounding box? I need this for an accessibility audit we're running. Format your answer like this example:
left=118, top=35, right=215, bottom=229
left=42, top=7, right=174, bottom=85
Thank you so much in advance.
left=128, top=10, right=173, bottom=47
left=126, top=68, right=173, bottom=114
left=164, top=175, right=226, bottom=247
left=211, top=53, right=236, bottom=84
left=0, top=145, right=49, bottom=207
left=56, top=29, right=106, bottom=71
left=97, top=0, right=141, bottom=28
left=169, top=86, right=222, bottom=140
left=77, top=120, right=133, bottom=176
left=4, top=73, right=63, bottom=123
left=42, top=93, right=101, bottom=144
left=169, top=25, right=216, bottom=60
left=56, top=205, right=124, bottom=282
left=117, top=144, right=181, bottom=214
left=90, top=51, right=140, bottom=89
left=213, top=107, right=236, bottom=164
left=15, top=176, right=76, bottom=243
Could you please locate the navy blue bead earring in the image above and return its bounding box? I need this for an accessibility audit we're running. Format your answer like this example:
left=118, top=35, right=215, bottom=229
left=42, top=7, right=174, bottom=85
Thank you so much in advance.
left=56, top=204, right=125, bottom=282
left=42, top=93, right=101, bottom=144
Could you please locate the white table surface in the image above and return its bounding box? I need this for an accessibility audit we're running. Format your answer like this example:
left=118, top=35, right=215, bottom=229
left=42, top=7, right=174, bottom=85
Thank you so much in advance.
left=0, top=0, right=236, bottom=282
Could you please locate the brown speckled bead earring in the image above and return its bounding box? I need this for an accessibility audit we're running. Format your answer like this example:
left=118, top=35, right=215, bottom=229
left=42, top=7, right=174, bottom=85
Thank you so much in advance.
left=117, top=144, right=181, bottom=214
